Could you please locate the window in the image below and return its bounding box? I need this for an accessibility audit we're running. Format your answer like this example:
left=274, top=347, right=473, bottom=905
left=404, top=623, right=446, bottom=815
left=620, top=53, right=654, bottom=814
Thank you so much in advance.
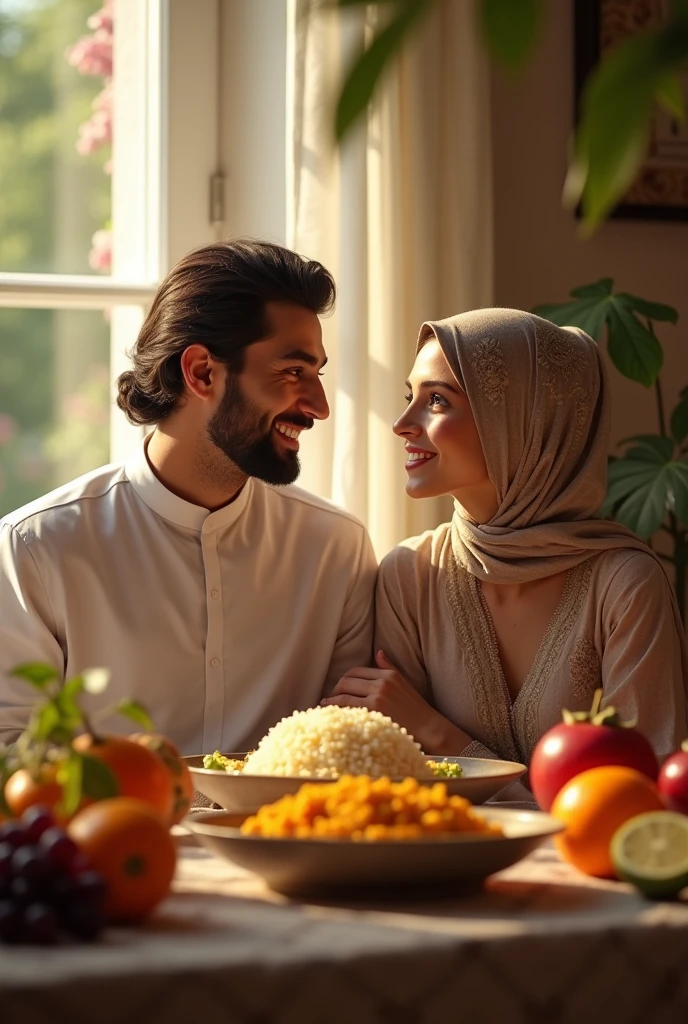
left=0, top=0, right=221, bottom=515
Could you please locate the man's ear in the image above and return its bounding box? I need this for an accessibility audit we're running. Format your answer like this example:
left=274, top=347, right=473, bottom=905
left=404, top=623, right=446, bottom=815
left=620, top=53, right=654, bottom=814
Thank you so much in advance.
left=180, top=345, right=225, bottom=402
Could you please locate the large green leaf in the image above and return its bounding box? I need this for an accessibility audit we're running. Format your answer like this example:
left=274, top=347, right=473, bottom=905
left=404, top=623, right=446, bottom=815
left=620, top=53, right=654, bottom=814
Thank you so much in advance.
left=57, top=752, right=83, bottom=818
left=335, top=0, right=431, bottom=140
left=534, top=282, right=670, bottom=386
left=603, top=449, right=688, bottom=537
left=618, top=294, right=679, bottom=324
left=532, top=297, right=609, bottom=341
left=566, top=24, right=688, bottom=231
left=655, top=70, right=686, bottom=119
left=478, top=0, right=545, bottom=72
left=606, top=298, right=663, bottom=387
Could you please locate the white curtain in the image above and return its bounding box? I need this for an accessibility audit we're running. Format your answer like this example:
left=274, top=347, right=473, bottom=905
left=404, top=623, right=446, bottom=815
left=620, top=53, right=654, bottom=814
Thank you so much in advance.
left=287, top=0, right=493, bottom=558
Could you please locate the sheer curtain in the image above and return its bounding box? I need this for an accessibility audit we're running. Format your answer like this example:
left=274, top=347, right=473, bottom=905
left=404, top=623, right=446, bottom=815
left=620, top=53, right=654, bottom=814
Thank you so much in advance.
left=287, top=0, right=493, bottom=558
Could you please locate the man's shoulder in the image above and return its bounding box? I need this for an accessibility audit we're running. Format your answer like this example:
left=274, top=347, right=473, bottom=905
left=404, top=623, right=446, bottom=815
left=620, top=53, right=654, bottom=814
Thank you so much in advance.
left=1, top=461, right=128, bottom=537
left=257, top=481, right=368, bottom=534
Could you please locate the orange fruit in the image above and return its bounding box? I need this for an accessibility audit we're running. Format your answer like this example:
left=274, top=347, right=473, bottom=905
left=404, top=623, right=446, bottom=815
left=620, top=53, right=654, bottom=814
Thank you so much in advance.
left=67, top=797, right=177, bottom=922
left=131, top=734, right=194, bottom=825
left=4, top=764, right=64, bottom=819
left=551, top=765, right=664, bottom=878
left=72, top=734, right=174, bottom=822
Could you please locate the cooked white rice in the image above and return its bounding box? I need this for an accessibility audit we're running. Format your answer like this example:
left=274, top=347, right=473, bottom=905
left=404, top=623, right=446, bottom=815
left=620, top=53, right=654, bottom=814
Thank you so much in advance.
left=242, top=705, right=431, bottom=779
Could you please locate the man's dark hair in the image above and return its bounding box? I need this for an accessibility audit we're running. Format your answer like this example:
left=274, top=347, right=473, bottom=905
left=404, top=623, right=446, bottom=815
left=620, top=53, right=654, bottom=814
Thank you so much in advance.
left=116, top=238, right=336, bottom=425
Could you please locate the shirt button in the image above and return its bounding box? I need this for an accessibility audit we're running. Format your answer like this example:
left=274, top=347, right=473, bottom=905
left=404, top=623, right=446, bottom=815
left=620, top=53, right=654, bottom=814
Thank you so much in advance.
left=210, top=657, right=220, bottom=668
left=211, top=589, right=219, bottom=599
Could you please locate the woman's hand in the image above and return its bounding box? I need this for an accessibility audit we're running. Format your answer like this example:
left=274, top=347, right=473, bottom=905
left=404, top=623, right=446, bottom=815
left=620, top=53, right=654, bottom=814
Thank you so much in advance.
left=321, top=650, right=473, bottom=754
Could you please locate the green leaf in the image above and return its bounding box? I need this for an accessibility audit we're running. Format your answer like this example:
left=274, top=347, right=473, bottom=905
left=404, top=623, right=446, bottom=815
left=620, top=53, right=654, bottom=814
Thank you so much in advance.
left=655, top=70, right=686, bottom=119
left=617, top=294, right=679, bottom=324
left=671, top=394, right=688, bottom=445
left=665, top=460, right=688, bottom=524
left=33, top=702, right=61, bottom=741
left=569, top=279, right=614, bottom=299
left=335, top=0, right=430, bottom=140
left=10, top=663, right=60, bottom=690
left=618, top=435, right=675, bottom=460
left=604, top=451, right=688, bottom=537
left=567, top=25, right=688, bottom=230
left=115, top=699, right=155, bottom=732
left=478, top=0, right=545, bottom=72
left=80, top=753, right=119, bottom=801
left=532, top=297, right=609, bottom=341
left=57, top=752, right=83, bottom=818
left=606, top=298, right=663, bottom=386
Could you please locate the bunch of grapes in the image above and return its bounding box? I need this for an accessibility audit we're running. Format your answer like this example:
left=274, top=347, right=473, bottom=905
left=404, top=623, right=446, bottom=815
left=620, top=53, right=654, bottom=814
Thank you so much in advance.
left=0, top=806, right=107, bottom=944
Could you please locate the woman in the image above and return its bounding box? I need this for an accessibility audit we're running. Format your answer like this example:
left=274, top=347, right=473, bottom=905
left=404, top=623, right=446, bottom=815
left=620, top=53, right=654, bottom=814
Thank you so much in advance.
left=322, top=308, right=688, bottom=800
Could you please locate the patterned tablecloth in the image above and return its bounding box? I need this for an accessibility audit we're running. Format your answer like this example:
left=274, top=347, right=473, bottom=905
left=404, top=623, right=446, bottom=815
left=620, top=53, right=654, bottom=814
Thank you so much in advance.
left=2, top=830, right=688, bottom=1024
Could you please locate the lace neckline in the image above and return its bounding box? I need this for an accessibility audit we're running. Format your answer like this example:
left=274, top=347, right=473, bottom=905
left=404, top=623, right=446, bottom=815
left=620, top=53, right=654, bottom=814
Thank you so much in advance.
left=444, top=558, right=592, bottom=762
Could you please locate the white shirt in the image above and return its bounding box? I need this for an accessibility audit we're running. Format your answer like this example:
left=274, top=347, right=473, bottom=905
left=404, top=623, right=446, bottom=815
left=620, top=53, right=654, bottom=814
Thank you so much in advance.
left=0, top=441, right=377, bottom=754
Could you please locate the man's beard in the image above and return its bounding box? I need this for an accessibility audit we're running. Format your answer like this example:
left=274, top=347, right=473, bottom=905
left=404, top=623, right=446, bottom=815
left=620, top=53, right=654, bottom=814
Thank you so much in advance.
left=207, top=375, right=311, bottom=486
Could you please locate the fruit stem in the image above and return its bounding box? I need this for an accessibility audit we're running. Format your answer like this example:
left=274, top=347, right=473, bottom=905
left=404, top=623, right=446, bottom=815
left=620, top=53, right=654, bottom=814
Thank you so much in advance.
left=590, top=688, right=604, bottom=718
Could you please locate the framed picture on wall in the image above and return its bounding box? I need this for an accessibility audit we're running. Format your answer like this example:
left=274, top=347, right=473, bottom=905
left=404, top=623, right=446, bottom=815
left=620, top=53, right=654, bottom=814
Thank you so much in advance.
left=574, top=0, right=688, bottom=222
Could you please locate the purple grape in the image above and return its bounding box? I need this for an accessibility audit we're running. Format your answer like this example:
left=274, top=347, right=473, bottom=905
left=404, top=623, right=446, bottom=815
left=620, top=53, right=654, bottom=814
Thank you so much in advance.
left=0, top=900, right=21, bottom=943
left=39, top=827, right=79, bottom=870
left=9, top=876, right=34, bottom=908
left=74, top=871, right=106, bottom=908
left=21, top=806, right=54, bottom=843
left=22, top=903, right=58, bottom=945
left=0, top=841, right=14, bottom=880
left=62, top=900, right=104, bottom=940
left=67, top=851, right=90, bottom=878
left=0, top=821, right=27, bottom=848
left=11, top=845, right=50, bottom=884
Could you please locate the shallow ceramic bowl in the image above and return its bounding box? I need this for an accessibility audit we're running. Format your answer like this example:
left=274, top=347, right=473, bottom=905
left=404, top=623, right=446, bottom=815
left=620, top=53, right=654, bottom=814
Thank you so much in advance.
left=184, top=807, right=562, bottom=897
left=185, top=753, right=527, bottom=813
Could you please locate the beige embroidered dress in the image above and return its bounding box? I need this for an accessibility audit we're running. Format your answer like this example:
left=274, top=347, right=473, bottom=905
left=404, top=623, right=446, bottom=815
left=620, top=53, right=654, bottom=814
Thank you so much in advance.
left=376, top=309, right=688, bottom=801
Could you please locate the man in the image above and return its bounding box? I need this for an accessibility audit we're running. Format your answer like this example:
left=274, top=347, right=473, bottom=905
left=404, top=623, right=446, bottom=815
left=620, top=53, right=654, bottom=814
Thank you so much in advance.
left=0, top=240, right=376, bottom=754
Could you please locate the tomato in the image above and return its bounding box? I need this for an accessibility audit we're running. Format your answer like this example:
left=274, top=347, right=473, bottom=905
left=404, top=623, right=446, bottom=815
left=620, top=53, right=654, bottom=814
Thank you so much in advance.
left=72, top=734, right=174, bottom=822
left=131, top=733, right=194, bottom=825
left=551, top=765, right=664, bottom=878
left=530, top=690, right=658, bottom=811
left=657, top=740, right=688, bottom=814
left=68, top=797, right=177, bottom=922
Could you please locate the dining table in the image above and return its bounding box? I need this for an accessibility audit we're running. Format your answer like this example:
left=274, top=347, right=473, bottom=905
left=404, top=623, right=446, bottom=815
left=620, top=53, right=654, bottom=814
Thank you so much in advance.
left=2, top=826, right=688, bottom=1024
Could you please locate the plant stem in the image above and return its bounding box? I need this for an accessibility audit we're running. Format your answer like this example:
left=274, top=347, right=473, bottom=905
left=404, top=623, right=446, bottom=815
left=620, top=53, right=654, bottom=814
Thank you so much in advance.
left=648, top=321, right=668, bottom=438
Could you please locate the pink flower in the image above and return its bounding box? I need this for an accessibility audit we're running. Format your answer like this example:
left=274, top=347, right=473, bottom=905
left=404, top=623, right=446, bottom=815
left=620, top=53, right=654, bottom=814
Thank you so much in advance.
left=66, top=34, right=113, bottom=78
left=89, top=229, right=112, bottom=273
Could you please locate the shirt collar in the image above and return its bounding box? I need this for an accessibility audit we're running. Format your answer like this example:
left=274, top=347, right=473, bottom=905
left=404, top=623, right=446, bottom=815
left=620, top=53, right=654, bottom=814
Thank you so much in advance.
left=124, top=435, right=253, bottom=533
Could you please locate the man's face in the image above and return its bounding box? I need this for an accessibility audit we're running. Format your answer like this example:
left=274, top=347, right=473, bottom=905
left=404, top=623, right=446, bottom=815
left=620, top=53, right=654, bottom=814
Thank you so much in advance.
left=208, top=301, right=329, bottom=485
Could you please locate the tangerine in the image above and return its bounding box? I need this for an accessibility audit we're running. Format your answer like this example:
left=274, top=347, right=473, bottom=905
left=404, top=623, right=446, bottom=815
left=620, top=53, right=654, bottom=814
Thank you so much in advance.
left=72, top=734, right=174, bottom=821
left=67, top=797, right=177, bottom=922
left=551, top=765, right=665, bottom=878
left=131, top=734, right=194, bottom=825
left=4, top=765, right=64, bottom=819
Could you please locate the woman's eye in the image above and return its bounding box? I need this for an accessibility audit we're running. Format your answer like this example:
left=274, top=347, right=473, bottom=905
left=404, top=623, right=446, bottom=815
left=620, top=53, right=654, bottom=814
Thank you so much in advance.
left=404, top=393, right=413, bottom=404
left=429, top=392, right=448, bottom=407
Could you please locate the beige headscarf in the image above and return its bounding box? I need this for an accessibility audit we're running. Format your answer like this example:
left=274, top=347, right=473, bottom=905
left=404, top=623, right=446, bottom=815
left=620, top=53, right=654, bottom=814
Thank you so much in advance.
left=418, top=307, right=660, bottom=584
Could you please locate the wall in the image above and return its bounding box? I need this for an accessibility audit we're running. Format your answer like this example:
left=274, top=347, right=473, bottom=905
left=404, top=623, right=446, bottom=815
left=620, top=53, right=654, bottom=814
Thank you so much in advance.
left=490, top=0, right=688, bottom=451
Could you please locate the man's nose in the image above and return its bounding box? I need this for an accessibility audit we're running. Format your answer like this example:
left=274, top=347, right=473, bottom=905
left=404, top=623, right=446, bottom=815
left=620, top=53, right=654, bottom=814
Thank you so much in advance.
left=299, top=377, right=330, bottom=421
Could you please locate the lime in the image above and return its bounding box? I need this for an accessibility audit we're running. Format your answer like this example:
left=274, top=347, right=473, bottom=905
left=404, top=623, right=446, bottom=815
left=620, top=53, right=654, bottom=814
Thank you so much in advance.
left=611, top=810, right=688, bottom=899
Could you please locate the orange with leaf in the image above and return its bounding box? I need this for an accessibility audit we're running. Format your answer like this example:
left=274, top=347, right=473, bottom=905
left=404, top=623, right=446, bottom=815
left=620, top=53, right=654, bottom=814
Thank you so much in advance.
left=0, top=662, right=180, bottom=825
left=131, top=733, right=194, bottom=824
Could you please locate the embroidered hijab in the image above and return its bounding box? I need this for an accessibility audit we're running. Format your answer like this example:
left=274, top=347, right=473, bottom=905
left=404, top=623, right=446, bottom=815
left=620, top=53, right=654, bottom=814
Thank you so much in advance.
left=417, top=308, right=661, bottom=584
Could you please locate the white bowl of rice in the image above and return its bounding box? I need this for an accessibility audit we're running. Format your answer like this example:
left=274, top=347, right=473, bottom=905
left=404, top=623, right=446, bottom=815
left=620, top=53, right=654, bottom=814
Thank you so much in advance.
left=185, top=706, right=527, bottom=812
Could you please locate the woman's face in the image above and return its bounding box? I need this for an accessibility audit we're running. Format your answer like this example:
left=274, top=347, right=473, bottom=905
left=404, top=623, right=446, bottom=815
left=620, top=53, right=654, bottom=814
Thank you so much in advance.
left=394, top=339, right=498, bottom=521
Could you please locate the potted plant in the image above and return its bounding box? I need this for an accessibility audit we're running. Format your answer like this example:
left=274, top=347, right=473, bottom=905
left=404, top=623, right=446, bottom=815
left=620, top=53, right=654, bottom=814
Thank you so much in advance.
left=534, top=280, right=688, bottom=622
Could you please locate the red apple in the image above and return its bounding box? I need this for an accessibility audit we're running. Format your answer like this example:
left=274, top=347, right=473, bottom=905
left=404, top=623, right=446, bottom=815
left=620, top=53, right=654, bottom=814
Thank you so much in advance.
left=530, top=690, right=658, bottom=811
left=658, top=740, right=688, bottom=814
